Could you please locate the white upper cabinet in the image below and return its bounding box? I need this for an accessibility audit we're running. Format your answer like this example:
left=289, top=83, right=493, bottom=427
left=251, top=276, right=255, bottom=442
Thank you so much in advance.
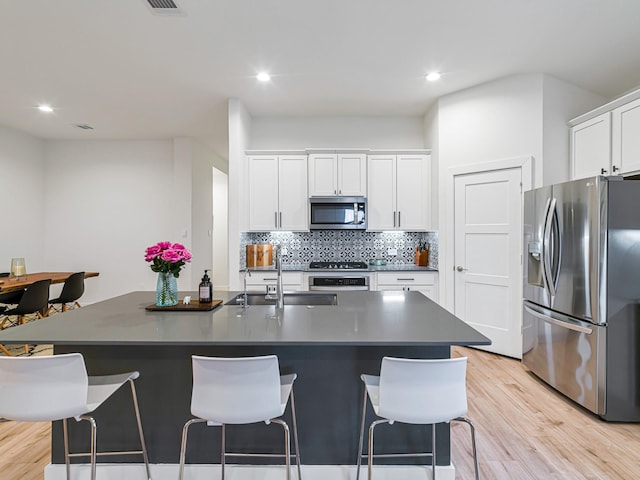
left=612, top=97, right=640, bottom=175
left=571, top=112, right=611, bottom=179
left=571, top=90, right=640, bottom=179
left=309, top=153, right=366, bottom=196
left=367, top=153, right=431, bottom=231
left=248, top=154, right=308, bottom=231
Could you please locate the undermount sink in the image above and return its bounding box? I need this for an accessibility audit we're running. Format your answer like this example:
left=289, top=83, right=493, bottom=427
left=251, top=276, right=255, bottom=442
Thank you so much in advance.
left=225, top=292, right=338, bottom=306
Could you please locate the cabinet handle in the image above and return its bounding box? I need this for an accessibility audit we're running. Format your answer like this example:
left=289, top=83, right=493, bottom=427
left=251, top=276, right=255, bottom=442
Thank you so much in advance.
left=393, top=211, right=396, bottom=227
left=613, top=165, right=619, bottom=173
left=398, top=211, right=401, bottom=227
left=279, top=211, right=282, bottom=228
left=397, top=278, right=415, bottom=281
left=601, top=168, right=608, bottom=174
left=338, top=189, right=341, bottom=195
left=263, top=278, right=278, bottom=281
left=334, top=190, right=337, bottom=195
left=275, top=212, right=278, bottom=229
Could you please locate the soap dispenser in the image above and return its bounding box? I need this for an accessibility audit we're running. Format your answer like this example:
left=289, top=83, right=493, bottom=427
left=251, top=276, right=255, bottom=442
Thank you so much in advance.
left=199, top=269, right=212, bottom=303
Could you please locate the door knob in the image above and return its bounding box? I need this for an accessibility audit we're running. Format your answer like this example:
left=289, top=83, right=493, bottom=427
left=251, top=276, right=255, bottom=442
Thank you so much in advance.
left=456, top=266, right=467, bottom=272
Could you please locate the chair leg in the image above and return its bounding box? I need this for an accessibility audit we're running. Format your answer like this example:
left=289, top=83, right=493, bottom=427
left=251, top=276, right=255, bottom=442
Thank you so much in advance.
left=79, top=415, right=98, bottom=480
left=367, top=419, right=388, bottom=480
left=128, top=379, right=152, bottom=480
left=289, top=388, right=303, bottom=480
left=221, top=423, right=226, bottom=480
left=432, top=423, right=436, bottom=480
left=453, top=417, right=480, bottom=480
left=272, top=419, right=291, bottom=480
left=356, top=385, right=369, bottom=480
left=63, top=418, right=71, bottom=480
left=19, top=316, right=29, bottom=354
left=0, top=344, right=12, bottom=356
left=179, top=418, right=207, bottom=480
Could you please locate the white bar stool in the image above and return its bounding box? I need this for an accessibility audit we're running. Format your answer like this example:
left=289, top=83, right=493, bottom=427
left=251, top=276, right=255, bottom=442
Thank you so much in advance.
left=0, top=353, right=152, bottom=480
left=356, top=356, right=480, bottom=480
left=178, top=354, right=302, bottom=480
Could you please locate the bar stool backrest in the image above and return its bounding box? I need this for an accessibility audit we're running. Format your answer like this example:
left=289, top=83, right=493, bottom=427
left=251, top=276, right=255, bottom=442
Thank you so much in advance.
left=0, top=353, right=89, bottom=422
left=378, top=356, right=468, bottom=424
left=191, top=355, right=282, bottom=424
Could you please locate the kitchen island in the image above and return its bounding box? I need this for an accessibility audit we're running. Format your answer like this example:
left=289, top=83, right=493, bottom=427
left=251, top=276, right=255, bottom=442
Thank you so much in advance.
left=0, top=290, right=489, bottom=478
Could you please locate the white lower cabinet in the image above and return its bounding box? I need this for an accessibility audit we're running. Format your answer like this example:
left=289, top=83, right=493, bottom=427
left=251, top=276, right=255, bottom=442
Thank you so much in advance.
left=375, top=272, right=439, bottom=302
left=244, top=272, right=304, bottom=292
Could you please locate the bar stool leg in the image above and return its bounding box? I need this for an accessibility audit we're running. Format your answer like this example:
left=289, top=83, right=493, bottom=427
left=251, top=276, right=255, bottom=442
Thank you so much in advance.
left=289, top=388, right=302, bottom=479
left=356, top=386, right=368, bottom=480
left=221, top=423, right=226, bottom=480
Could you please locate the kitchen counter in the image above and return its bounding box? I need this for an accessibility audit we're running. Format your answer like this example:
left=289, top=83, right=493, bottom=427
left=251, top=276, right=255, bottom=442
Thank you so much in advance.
left=0, top=290, right=481, bottom=346
left=0, top=291, right=488, bottom=472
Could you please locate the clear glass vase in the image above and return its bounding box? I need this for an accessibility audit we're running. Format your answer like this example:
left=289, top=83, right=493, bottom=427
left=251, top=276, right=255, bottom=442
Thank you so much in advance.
left=156, top=272, right=178, bottom=307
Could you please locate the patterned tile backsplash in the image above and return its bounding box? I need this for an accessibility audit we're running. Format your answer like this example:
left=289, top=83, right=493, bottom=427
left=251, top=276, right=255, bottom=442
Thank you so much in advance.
left=240, top=231, right=438, bottom=268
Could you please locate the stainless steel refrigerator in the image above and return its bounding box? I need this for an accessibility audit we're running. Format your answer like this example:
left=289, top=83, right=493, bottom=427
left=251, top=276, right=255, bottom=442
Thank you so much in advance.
left=523, top=175, right=640, bottom=421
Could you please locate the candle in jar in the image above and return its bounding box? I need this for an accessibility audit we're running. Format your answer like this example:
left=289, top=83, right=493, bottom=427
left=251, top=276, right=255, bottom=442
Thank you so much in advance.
left=13, top=265, right=25, bottom=276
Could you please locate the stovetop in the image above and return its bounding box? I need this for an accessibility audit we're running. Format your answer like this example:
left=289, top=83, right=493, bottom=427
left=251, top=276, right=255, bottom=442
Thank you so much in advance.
left=309, top=261, right=369, bottom=270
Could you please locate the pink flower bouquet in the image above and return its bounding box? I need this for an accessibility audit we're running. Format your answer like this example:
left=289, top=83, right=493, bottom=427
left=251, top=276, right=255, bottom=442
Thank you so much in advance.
left=145, top=241, right=192, bottom=277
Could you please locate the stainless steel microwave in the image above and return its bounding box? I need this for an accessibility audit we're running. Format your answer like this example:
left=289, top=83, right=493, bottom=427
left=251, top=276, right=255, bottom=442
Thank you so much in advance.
left=309, top=196, right=367, bottom=230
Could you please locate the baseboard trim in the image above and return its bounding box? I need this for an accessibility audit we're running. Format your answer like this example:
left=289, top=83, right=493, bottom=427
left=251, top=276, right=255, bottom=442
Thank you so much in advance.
left=45, top=463, right=456, bottom=479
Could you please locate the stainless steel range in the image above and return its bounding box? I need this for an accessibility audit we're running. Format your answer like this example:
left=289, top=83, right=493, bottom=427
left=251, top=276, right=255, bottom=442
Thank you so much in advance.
left=308, top=261, right=370, bottom=291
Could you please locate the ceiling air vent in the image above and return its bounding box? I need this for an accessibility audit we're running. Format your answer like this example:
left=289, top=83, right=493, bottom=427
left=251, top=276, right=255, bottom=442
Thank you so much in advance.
left=144, top=0, right=185, bottom=15
left=74, top=124, right=94, bottom=130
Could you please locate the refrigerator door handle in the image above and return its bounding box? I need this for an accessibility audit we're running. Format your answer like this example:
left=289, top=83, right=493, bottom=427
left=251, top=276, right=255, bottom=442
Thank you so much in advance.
left=543, top=197, right=558, bottom=297
left=524, top=304, right=593, bottom=334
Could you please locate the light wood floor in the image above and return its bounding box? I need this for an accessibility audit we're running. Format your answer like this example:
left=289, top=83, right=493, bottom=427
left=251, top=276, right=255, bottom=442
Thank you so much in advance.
left=451, top=346, right=640, bottom=479
left=1, top=347, right=639, bottom=479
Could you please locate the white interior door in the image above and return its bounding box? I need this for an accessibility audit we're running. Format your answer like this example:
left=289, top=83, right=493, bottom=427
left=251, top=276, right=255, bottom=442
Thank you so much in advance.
left=454, top=167, right=522, bottom=358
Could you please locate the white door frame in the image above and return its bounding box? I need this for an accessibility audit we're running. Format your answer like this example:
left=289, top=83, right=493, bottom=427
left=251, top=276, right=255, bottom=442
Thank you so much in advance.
left=441, top=156, right=535, bottom=313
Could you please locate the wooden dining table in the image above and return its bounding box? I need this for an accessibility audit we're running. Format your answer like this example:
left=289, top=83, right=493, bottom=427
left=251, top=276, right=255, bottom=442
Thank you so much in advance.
left=0, top=272, right=99, bottom=293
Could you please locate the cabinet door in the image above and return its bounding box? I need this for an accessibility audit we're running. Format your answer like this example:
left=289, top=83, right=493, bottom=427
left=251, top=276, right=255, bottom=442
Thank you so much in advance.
left=248, top=155, right=279, bottom=231
left=367, top=155, right=396, bottom=230
left=396, top=154, right=431, bottom=230
left=278, top=155, right=308, bottom=231
left=308, top=154, right=337, bottom=196
left=338, top=154, right=367, bottom=196
left=612, top=98, right=640, bottom=175
left=571, top=113, right=611, bottom=179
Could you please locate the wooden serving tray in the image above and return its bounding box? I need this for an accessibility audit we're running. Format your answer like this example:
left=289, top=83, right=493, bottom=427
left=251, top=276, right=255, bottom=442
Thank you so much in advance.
left=145, top=300, right=223, bottom=312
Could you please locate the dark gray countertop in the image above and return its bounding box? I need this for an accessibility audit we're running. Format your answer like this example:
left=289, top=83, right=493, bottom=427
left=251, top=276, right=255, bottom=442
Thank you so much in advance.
left=0, top=290, right=488, bottom=347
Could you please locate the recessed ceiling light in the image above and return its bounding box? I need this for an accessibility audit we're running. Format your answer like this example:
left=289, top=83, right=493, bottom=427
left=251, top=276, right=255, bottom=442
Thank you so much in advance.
left=426, top=72, right=441, bottom=82
left=257, top=72, right=271, bottom=82
left=37, top=104, right=54, bottom=113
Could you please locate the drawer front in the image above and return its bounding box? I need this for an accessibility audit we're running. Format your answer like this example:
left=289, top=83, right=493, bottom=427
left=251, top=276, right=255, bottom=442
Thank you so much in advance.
left=246, top=272, right=303, bottom=286
left=376, top=272, right=436, bottom=286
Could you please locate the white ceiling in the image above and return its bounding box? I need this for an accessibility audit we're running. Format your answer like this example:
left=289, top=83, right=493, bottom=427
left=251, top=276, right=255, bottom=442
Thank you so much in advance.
left=2, top=0, right=640, bottom=161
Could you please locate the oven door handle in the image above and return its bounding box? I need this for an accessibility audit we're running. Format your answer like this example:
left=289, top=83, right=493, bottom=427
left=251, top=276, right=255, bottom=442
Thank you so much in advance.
left=309, top=285, right=369, bottom=291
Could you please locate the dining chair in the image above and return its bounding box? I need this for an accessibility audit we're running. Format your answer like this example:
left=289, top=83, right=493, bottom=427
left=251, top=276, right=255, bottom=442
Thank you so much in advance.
left=47, top=271, right=85, bottom=315
left=178, top=354, right=302, bottom=480
left=0, top=353, right=152, bottom=480
left=0, top=279, right=51, bottom=355
left=356, top=356, right=480, bottom=480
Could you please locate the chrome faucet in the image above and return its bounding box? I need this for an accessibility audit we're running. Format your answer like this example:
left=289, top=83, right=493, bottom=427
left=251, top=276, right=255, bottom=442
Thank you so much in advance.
left=275, top=244, right=284, bottom=309
left=242, top=268, right=251, bottom=308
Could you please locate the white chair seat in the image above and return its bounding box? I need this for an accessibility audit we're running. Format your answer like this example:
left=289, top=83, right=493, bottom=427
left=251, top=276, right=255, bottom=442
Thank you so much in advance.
left=86, top=371, right=140, bottom=413
left=356, top=356, right=480, bottom=480
left=179, top=355, right=302, bottom=480
left=0, top=353, right=151, bottom=480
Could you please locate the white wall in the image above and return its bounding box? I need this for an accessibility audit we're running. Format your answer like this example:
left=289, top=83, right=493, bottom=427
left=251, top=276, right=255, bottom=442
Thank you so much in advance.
left=43, top=139, right=191, bottom=304
left=228, top=98, right=252, bottom=290
left=435, top=73, right=606, bottom=312
left=212, top=167, right=229, bottom=289
left=250, top=116, right=425, bottom=149
left=0, top=126, right=45, bottom=272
